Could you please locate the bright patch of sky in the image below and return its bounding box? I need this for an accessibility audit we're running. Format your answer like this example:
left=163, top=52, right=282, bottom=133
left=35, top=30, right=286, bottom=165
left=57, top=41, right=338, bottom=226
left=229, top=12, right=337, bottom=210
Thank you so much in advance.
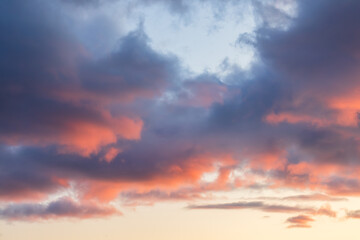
left=138, top=2, right=257, bottom=75
left=60, top=0, right=297, bottom=76
left=60, top=1, right=257, bottom=75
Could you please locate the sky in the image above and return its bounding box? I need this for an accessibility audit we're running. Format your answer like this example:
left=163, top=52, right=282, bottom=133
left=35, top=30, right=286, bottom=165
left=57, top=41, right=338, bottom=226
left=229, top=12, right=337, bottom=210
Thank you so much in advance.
left=2, top=0, right=360, bottom=239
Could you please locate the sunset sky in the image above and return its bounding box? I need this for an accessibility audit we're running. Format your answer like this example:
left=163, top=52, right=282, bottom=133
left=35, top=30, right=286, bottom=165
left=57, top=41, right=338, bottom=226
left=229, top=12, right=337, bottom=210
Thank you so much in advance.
left=2, top=0, right=360, bottom=239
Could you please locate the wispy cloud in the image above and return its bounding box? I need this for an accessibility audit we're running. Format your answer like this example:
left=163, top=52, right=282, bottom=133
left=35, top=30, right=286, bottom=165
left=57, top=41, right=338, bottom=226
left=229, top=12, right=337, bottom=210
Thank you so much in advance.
left=0, top=197, right=121, bottom=221
left=286, top=215, right=314, bottom=228
left=189, top=201, right=337, bottom=227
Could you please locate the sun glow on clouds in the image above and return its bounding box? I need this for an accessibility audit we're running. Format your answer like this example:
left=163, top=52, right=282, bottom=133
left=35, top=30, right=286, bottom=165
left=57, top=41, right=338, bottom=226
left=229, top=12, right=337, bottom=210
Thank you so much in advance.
left=2, top=0, right=360, bottom=239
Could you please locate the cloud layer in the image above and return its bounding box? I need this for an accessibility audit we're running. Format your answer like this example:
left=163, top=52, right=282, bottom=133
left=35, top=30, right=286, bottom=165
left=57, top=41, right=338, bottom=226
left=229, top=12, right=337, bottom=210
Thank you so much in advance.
left=1, top=0, right=360, bottom=228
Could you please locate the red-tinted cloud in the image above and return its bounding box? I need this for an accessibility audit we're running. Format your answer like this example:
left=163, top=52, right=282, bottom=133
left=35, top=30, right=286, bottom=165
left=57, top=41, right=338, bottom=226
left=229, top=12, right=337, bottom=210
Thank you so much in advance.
left=2, top=0, right=360, bottom=226
left=286, top=215, right=314, bottom=228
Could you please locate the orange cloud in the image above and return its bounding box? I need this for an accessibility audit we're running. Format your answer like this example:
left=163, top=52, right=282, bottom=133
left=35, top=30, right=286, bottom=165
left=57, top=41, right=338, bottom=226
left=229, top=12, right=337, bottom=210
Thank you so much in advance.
left=286, top=215, right=314, bottom=228
left=1, top=115, right=143, bottom=156
left=102, top=147, right=123, bottom=163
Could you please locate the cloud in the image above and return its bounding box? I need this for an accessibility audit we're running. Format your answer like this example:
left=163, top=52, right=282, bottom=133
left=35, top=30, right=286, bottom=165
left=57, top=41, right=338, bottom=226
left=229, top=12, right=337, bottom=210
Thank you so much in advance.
left=79, top=27, right=179, bottom=103
left=347, top=210, right=360, bottom=219
left=189, top=200, right=336, bottom=228
left=0, top=0, right=180, bottom=156
left=1, top=0, right=360, bottom=228
left=188, top=201, right=336, bottom=216
left=0, top=197, right=121, bottom=221
left=286, top=215, right=314, bottom=228
left=288, top=193, right=347, bottom=202
left=255, top=193, right=348, bottom=202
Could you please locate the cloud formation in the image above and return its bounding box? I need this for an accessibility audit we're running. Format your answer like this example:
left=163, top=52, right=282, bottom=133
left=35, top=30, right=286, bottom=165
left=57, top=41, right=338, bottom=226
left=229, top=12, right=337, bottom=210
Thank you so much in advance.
left=1, top=0, right=360, bottom=228
left=286, top=215, right=314, bottom=228
left=189, top=201, right=336, bottom=228
left=188, top=201, right=336, bottom=217
left=0, top=197, right=120, bottom=221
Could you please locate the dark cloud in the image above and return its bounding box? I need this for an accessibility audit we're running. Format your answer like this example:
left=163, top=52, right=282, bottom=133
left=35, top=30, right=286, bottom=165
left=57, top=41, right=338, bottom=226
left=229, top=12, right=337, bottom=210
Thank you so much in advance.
left=256, top=0, right=360, bottom=92
left=80, top=28, right=179, bottom=102
left=0, top=0, right=181, bottom=202
left=0, top=0, right=178, bottom=156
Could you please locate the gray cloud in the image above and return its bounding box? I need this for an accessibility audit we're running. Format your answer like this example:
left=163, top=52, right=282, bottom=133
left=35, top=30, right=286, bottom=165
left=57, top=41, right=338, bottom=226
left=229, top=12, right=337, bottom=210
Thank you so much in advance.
left=0, top=198, right=120, bottom=221
left=189, top=201, right=316, bottom=214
